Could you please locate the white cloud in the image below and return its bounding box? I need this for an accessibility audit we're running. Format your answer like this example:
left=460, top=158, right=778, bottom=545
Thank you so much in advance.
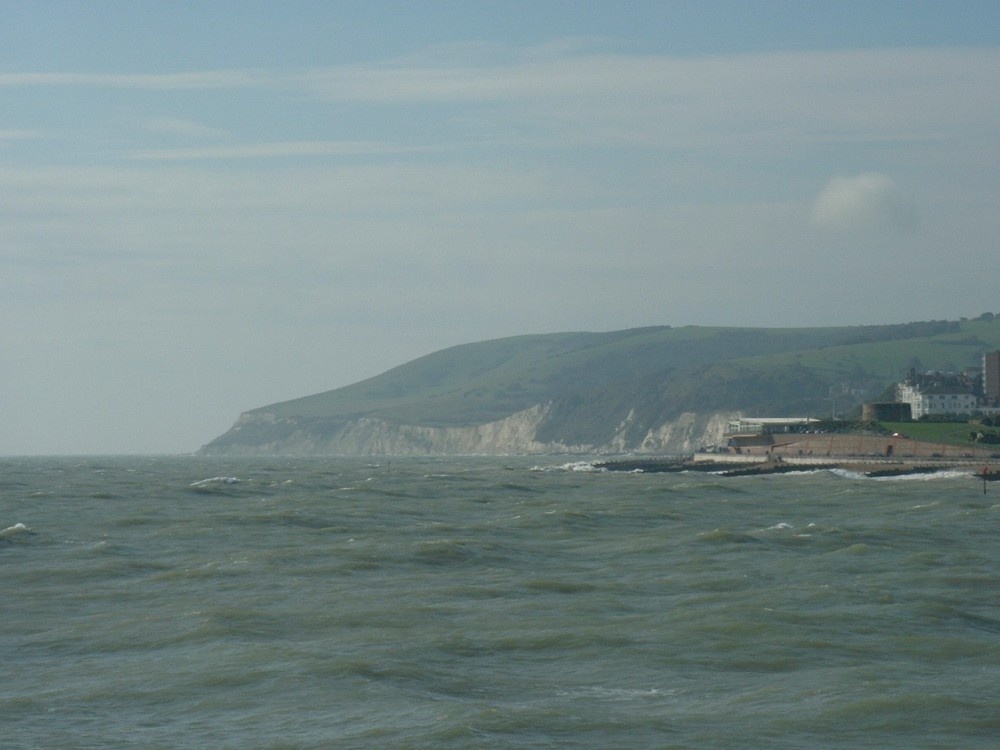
left=0, top=129, right=45, bottom=143
left=0, top=70, right=265, bottom=89
left=5, top=46, right=998, bottom=153
left=129, top=140, right=419, bottom=160
left=810, top=173, right=917, bottom=232
left=291, top=46, right=1000, bottom=150
left=142, top=117, right=227, bottom=139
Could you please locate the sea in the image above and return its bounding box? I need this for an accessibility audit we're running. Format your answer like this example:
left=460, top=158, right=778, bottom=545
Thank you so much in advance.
left=2, top=455, right=998, bottom=749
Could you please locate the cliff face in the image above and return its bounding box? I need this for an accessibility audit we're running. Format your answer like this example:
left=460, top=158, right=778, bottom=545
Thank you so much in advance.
left=199, top=405, right=736, bottom=456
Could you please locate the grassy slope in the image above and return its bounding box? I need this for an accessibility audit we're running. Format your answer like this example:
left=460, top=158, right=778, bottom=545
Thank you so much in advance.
left=739, top=319, right=1000, bottom=381
left=258, top=325, right=861, bottom=425
left=879, top=421, right=1000, bottom=448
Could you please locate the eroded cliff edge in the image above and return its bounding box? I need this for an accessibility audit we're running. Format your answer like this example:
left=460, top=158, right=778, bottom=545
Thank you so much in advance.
left=199, top=405, right=736, bottom=456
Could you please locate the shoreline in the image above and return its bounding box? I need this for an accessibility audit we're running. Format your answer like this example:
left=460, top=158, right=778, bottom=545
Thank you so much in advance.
left=595, top=455, right=1000, bottom=479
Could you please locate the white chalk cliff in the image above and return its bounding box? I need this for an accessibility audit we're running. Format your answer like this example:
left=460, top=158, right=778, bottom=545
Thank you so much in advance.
left=201, top=404, right=735, bottom=456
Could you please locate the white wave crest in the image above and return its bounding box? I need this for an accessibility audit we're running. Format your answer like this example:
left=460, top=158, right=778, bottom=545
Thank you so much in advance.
left=530, top=461, right=607, bottom=473
left=872, top=469, right=976, bottom=482
left=829, top=468, right=867, bottom=480
left=189, top=476, right=240, bottom=487
left=830, top=467, right=976, bottom=482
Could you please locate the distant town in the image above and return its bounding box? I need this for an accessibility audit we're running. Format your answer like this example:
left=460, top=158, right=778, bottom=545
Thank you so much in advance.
left=644, top=350, right=1000, bottom=479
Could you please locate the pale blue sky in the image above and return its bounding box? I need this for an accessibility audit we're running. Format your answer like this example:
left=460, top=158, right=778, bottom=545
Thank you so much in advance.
left=2, top=1, right=999, bottom=454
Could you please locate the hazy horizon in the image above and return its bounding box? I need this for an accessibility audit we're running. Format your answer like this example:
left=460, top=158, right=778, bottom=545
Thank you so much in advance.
left=3, top=1, right=999, bottom=454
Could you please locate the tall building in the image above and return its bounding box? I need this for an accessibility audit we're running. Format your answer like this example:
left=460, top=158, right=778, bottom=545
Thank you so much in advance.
left=984, top=351, right=1000, bottom=406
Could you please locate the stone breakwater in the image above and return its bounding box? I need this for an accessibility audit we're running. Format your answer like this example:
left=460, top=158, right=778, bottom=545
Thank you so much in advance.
left=597, top=456, right=999, bottom=479
left=597, top=431, right=1000, bottom=479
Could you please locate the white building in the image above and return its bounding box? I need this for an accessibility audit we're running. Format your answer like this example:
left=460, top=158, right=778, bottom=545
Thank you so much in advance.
left=895, top=381, right=978, bottom=419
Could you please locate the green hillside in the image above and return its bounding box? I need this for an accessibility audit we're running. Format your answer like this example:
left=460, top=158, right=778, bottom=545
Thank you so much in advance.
left=259, top=324, right=862, bottom=425
left=214, top=316, right=1000, bottom=451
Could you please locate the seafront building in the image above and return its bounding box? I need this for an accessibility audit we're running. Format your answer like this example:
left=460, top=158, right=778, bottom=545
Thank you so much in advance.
left=892, top=351, right=1000, bottom=419
left=895, top=379, right=978, bottom=419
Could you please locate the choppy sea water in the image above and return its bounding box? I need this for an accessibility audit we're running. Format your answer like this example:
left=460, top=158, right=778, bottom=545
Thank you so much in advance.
left=2, top=456, right=999, bottom=749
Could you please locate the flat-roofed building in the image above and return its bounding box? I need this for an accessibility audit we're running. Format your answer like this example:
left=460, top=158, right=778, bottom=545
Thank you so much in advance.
left=725, top=417, right=820, bottom=435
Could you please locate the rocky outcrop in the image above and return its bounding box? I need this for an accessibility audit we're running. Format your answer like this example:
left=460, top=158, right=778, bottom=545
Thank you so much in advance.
left=198, top=404, right=736, bottom=456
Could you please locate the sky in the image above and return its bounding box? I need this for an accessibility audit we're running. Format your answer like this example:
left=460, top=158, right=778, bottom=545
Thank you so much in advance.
left=2, top=1, right=1000, bottom=455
